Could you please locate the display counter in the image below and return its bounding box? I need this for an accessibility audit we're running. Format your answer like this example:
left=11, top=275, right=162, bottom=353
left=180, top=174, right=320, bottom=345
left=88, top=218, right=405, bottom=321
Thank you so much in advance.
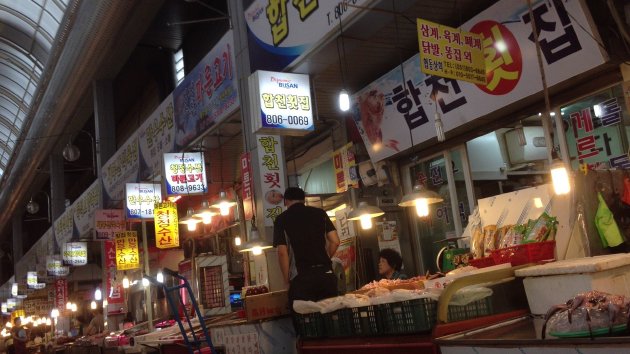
left=435, top=315, right=630, bottom=353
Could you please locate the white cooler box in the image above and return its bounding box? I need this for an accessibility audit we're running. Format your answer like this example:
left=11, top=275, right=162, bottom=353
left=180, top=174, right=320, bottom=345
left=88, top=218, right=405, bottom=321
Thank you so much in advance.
left=515, top=253, right=630, bottom=315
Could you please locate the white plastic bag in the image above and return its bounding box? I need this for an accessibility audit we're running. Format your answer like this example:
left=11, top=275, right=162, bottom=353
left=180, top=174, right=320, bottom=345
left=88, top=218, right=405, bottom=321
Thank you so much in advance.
left=292, top=300, right=323, bottom=314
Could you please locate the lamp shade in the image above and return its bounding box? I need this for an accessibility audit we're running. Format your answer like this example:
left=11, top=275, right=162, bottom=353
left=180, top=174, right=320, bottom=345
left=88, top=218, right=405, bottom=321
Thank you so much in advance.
left=239, top=225, right=272, bottom=253
left=179, top=207, right=201, bottom=231
left=347, top=201, right=384, bottom=220
left=211, top=191, right=236, bottom=216
left=398, top=185, right=443, bottom=207
left=26, top=199, right=39, bottom=214
left=63, top=142, right=81, bottom=162
left=193, top=200, right=216, bottom=224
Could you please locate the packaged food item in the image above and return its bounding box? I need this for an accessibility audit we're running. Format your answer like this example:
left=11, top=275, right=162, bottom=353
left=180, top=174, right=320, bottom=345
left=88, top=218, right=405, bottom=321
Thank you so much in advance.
left=499, top=224, right=526, bottom=248
left=483, top=225, right=498, bottom=257
left=471, top=226, right=485, bottom=258
left=523, top=212, right=558, bottom=243
left=496, top=225, right=512, bottom=248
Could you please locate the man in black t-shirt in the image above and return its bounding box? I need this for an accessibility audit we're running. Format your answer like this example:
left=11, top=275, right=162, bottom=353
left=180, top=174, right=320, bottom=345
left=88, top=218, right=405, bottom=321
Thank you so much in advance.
left=273, top=187, right=340, bottom=307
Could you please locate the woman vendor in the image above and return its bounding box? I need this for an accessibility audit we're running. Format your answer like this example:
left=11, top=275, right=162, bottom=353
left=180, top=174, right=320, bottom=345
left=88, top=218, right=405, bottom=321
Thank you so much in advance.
left=378, top=248, right=407, bottom=280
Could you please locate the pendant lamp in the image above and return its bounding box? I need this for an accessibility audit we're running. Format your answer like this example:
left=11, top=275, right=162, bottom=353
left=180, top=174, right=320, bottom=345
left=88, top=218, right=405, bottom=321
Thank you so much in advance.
left=193, top=200, right=216, bottom=224
left=179, top=207, right=201, bottom=231
left=239, top=223, right=272, bottom=254
left=212, top=191, right=236, bottom=216
left=399, top=185, right=443, bottom=217
left=347, top=202, right=384, bottom=230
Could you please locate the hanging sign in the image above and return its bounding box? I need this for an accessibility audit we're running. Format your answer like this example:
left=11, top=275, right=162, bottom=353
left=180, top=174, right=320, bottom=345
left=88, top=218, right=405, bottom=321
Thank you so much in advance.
left=115, top=231, right=140, bottom=270
left=163, top=152, right=208, bottom=195
left=335, top=207, right=356, bottom=242
left=27, top=271, right=38, bottom=288
left=104, top=240, right=124, bottom=304
left=376, top=221, right=402, bottom=255
left=256, top=135, right=286, bottom=227
left=154, top=201, right=179, bottom=249
left=138, top=94, right=176, bottom=180
left=73, top=180, right=101, bottom=237
left=125, top=183, right=162, bottom=219
left=249, top=70, right=314, bottom=136
left=95, top=209, right=126, bottom=240
left=62, top=242, right=88, bottom=266
left=7, top=298, right=16, bottom=310
left=1, top=303, right=6, bottom=314
left=241, top=153, right=254, bottom=221
left=417, top=18, right=486, bottom=85
left=102, top=133, right=140, bottom=205
left=54, top=278, right=67, bottom=311
left=46, top=255, right=69, bottom=277
left=54, top=206, right=75, bottom=246
left=332, top=143, right=359, bottom=193
left=353, top=0, right=607, bottom=163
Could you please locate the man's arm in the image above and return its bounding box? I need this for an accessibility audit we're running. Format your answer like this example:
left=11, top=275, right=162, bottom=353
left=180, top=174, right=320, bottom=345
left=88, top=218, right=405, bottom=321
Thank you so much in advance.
left=325, top=230, right=340, bottom=258
left=277, top=244, right=290, bottom=287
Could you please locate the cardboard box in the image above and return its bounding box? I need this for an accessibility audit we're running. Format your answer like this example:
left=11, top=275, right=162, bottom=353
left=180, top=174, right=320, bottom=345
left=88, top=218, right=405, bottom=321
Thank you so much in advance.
left=244, top=290, right=289, bottom=321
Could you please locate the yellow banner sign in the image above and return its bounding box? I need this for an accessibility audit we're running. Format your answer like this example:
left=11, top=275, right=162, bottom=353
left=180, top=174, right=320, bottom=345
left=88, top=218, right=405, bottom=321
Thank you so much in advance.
left=154, top=201, right=179, bottom=249
left=417, top=18, right=486, bottom=85
left=115, top=231, right=140, bottom=270
left=332, top=143, right=358, bottom=193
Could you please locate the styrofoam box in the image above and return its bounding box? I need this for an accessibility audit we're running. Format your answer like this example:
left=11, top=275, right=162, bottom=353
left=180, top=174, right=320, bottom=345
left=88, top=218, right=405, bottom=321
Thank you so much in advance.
left=515, top=254, right=630, bottom=315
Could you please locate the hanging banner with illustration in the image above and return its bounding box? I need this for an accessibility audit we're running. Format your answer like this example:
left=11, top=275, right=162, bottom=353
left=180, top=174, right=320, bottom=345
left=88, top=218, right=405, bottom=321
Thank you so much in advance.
left=332, top=143, right=359, bottom=193
left=139, top=94, right=176, bottom=180
left=244, top=0, right=377, bottom=71
left=102, top=133, right=140, bottom=205
left=353, top=0, right=606, bottom=162
left=563, top=97, right=630, bottom=170
left=125, top=183, right=162, bottom=220
left=73, top=180, right=101, bottom=237
left=256, top=135, right=286, bottom=227
left=417, top=18, right=485, bottom=85
left=115, top=231, right=140, bottom=271
left=241, top=153, right=254, bottom=221
left=163, top=152, right=208, bottom=195
left=62, top=242, right=88, bottom=266
left=154, top=201, right=179, bottom=249
left=173, top=30, right=239, bottom=150
left=249, top=70, right=314, bottom=136
left=105, top=240, right=124, bottom=304
left=95, top=209, right=126, bottom=241
left=376, top=221, right=402, bottom=255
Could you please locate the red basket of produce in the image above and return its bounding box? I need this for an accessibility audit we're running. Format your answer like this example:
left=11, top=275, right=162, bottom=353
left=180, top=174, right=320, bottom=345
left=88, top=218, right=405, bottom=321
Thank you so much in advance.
left=468, top=256, right=495, bottom=268
left=491, top=240, right=555, bottom=266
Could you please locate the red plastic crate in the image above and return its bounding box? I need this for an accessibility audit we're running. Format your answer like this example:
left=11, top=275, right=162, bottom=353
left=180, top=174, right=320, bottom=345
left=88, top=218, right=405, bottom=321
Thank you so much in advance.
left=468, top=256, right=495, bottom=268
left=490, top=240, right=555, bottom=266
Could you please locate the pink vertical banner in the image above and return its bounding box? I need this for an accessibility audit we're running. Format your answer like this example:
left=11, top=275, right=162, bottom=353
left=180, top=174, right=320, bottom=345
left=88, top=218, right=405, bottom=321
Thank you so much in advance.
left=54, top=279, right=67, bottom=310
left=241, top=153, right=254, bottom=221
left=105, top=240, right=124, bottom=304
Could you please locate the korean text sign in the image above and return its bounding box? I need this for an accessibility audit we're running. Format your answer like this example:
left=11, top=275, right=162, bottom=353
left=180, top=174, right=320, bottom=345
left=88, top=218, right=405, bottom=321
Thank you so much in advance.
left=139, top=95, right=175, bottom=180
left=163, top=152, right=208, bottom=195
left=332, top=143, right=359, bottom=193
left=256, top=135, right=286, bottom=227
left=95, top=209, right=125, bottom=241
left=102, top=133, right=140, bottom=204
left=154, top=201, right=179, bottom=249
left=173, top=30, right=239, bottom=151
left=241, top=153, right=254, bottom=221
left=125, top=183, right=162, bottom=219
left=62, top=242, right=87, bottom=266
left=105, top=240, right=124, bottom=304
left=115, top=231, right=140, bottom=270
left=417, top=18, right=485, bottom=85
left=54, top=279, right=67, bottom=310
left=352, top=0, right=606, bottom=163
left=250, top=70, right=314, bottom=136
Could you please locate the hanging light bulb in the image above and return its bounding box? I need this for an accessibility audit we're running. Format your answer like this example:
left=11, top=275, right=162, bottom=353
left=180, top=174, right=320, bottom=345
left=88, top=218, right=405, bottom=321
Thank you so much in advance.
left=399, top=185, right=443, bottom=217
left=234, top=236, right=242, bottom=246
left=193, top=201, right=215, bottom=224
left=122, top=274, right=130, bottom=289
left=90, top=301, right=97, bottom=310
left=66, top=302, right=72, bottom=310
left=211, top=191, right=236, bottom=216
left=94, top=287, right=102, bottom=301
left=359, top=215, right=373, bottom=230
left=550, top=160, right=571, bottom=195
left=338, top=89, right=350, bottom=111
left=142, top=277, right=150, bottom=287
left=251, top=246, right=263, bottom=255
left=348, top=202, right=384, bottom=230
left=415, top=198, right=430, bottom=217
left=71, top=303, right=77, bottom=312
left=434, top=112, right=445, bottom=142
left=239, top=223, right=273, bottom=254
left=156, top=271, right=164, bottom=283
left=179, top=207, right=201, bottom=231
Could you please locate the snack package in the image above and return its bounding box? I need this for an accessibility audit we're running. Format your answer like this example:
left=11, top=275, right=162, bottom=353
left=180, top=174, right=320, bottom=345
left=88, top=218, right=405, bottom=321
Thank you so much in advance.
left=483, top=225, right=498, bottom=257
left=522, top=212, right=558, bottom=243
left=496, top=225, right=512, bottom=248
left=471, top=226, right=485, bottom=258
left=499, top=224, right=527, bottom=248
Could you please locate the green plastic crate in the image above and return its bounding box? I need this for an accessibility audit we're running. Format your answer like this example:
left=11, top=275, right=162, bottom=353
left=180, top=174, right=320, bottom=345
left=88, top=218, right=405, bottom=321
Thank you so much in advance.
left=350, top=305, right=382, bottom=336
left=447, top=297, right=493, bottom=322
left=378, top=298, right=436, bottom=334
left=323, top=308, right=355, bottom=337
left=294, top=312, right=326, bottom=338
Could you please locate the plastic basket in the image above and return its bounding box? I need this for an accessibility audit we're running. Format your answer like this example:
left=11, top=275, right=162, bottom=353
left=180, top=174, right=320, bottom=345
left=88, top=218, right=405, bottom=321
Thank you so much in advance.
left=491, top=240, right=555, bottom=266
left=468, top=256, right=495, bottom=268
left=323, top=308, right=355, bottom=337
left=447, top=297, right=493, bottom=322
left=378, top=298, right=436, bottom=334
left=294, top=312, right=326, bottom=338
left=350, top=305, right=382, bottom=336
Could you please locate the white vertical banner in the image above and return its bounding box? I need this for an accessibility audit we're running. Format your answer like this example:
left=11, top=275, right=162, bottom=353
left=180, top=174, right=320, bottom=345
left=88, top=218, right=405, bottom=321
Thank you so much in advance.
left=256, top=135, right=286, bottom=227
